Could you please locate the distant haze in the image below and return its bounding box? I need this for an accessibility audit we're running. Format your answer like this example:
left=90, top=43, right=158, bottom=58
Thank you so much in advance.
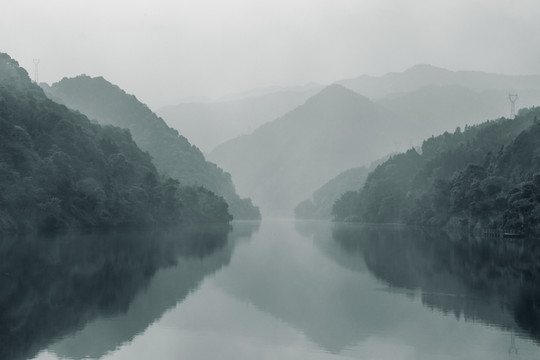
left=3, top=0, right=540, bottom=108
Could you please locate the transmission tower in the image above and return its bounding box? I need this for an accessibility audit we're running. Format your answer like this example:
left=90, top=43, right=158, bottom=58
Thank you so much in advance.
left=508, top=333, right=518, bottom=359
left=508, top=93, right=518, bottom=118
left=33, top=58, right=40, bottom=83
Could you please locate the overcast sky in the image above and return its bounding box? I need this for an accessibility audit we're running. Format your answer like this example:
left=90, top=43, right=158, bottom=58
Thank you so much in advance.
left=3, top=0, right=540, bottom=108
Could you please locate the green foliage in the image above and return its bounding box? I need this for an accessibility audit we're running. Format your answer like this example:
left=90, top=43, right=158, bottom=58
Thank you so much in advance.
left=45, top=76, right=260, bottom=220
left=333, top=108, right=540, bottom=234
left=0, top=53, right=231, bottom=234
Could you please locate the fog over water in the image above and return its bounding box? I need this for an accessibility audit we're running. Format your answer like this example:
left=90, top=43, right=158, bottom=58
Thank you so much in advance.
left=3, top=0, right=540, bottom=108
left=3, top=1, right=540, bottom=358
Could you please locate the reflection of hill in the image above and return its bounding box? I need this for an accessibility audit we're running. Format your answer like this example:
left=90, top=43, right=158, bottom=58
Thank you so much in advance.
left=0, top=224, right=239, bottom=360
left=217, top=221, right=432, bottom=353
left=332, top=224, right=540, bottom=342
left=295, top=220, right=367, bottom=274
left=50, top=221, right=260, bottom=359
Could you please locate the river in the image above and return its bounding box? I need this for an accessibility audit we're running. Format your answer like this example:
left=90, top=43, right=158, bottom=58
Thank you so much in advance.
left=2, top=220, right=539, bottom=359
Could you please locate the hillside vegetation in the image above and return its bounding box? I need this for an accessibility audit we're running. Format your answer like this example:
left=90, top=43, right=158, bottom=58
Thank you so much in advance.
left=333, top=108, right=540, bottom=234
left=44, top=76, right=260, bottom=219
left=0, top=53, right=231, bottom=233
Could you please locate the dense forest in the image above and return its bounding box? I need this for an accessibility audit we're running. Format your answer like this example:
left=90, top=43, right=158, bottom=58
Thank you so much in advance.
left=333, top=107, right=540, bottom=234
left=43, top=76, right=260, bottom=220
left=0, top=53, right=232, bottom=234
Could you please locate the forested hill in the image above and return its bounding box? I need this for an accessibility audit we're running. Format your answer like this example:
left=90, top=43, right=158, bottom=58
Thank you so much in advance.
left=333, top=107, right=540, bottom=234
left=43, top=76, right=260, bottom=220
left=0, top=53, right=231, bottom=233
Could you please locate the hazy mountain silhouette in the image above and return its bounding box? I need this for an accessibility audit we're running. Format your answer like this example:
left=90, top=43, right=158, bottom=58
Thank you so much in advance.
left=339, top=65, right=540, bottom=147
left=378, top=84, right=540, bottom=143
left=208, top=84, right=403, bottom=216
left=339, top=64, right=540, bottom=99
left=162, top=65, right=540, bottom=156
left=157, top=87, right=320, bottom=152
left=218, top=82, right=321, bottom=102
left=43, top=76, right=260, bottom=220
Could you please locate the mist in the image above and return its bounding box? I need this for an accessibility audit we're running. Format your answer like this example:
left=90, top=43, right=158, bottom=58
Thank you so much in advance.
left=3, top=0, right=540, bottom=108
left=3, top=1, right=540, bottom=359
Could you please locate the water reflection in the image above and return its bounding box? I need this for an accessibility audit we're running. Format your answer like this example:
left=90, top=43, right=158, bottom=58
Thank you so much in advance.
left=0, top=222, right=259, bottom=360
left=219, top=220, right=432, bottom=353
left=4, top=220, right=540, bottom=359
left=331, top=223, right=540, bottom=343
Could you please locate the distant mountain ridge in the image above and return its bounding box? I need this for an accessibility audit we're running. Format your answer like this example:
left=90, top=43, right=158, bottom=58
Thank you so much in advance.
left=157, top=86, right=320, bottom=152
left=217, top=82, right=322, bottom=102
left=342, top=65, right=540, bottom=143
left=338, top=64, right=540, bottom=99
left=375, top=84, right=540, bottom=146
left=207, top=65, right=540, bottom=217
left=160, top=64, right=540, bottom=157
left=44, top=76, right=260, bottom=219
left=208, top=84, right=404, bottom=216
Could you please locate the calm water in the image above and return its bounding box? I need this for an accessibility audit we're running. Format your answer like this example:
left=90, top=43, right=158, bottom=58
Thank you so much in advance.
left=2, top=220, right=540, bottom=360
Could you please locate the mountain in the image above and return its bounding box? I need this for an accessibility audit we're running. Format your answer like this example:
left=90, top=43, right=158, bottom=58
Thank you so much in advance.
left=43, top=76, right=260, bottom=220
left=0, top=53, right=231, bottom=234
left=333, top=107, right=540, bottom=234
left=160, top=65, right=540, bottom=155
left=294, top=156, right=390, bottom=219
left=294, top=167, right=370, bottom=219
left=157, top=87, right=320, bottom=152
left=338, top=66, right=540, bottom=146
left=208, top=84, right=404, bottom=216
left=217, top=82, right=321, bottom=102
left=378, top=84, right=540, bottom=143
left=338, top=64, right=540, bottom=99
